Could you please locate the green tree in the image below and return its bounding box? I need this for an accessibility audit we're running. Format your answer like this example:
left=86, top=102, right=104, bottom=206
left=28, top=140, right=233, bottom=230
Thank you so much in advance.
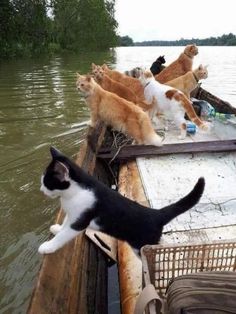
left=0, top=0, right=16, bottom=57
left=118, top=35, right=134, bottom=46
left=0, top=0, right=50, bottom=57
left=76, top=0, right=118, bottom=50
left=52, top=0, right=118, bottom=51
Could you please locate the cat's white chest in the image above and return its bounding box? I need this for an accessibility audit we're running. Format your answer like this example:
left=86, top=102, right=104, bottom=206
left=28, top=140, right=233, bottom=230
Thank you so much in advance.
left=60, top=183, right=96, bottom=221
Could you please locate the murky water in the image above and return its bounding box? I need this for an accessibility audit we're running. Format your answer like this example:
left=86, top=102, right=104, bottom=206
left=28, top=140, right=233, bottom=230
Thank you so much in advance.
left=0, top=47, right=236, bottom=313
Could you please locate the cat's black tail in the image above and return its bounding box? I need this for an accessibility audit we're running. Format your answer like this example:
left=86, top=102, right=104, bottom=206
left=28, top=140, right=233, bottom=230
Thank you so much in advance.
left=158, top=177, right=205, bottom=226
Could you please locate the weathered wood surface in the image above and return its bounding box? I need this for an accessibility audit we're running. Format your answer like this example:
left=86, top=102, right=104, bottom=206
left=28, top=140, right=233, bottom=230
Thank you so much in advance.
left=98, top=139, right=236, bottom=161
left=137, top=151, right=236, bottom=232
left=117, top=161, right=148, bottom=314
left=195, top=86, right=236, bottom=114
left=28, top=123, right=109, bottom=314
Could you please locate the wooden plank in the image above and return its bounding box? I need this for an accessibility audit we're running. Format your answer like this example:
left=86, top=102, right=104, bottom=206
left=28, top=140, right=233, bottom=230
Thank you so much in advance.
left=117, top=161, right=149, bottom=314
left=98, top=139, right=236, bottom=161
left=161, top=225, right=236, bottom=246
left=28, top=122, right=109, bottom=314
left=195, top=86, right=236, bottom=114
left=137, top=151, right=236, bottom=232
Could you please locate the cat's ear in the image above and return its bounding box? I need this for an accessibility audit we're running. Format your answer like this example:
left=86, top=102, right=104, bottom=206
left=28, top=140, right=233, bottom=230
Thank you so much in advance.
left=76, top=72, right=81, bottom=78
left=86, top=75, right=92, bottom=82
left=198, top=64, right=203, bottom=70
left=101, top=64, right=108, bottom=70
left=54, top=161, right=69, bottom=182
left=91, top=63, right=96, bottom=70
left=50, top=146, right=64, bottom=159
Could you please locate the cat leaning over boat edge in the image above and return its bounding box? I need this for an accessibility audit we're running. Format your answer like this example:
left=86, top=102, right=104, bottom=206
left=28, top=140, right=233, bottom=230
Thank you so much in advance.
left=76, top=73, right=162, bottom=146
left=38, top=147, right=205, bottom=254
left=91, top=63, right=153, bottom=111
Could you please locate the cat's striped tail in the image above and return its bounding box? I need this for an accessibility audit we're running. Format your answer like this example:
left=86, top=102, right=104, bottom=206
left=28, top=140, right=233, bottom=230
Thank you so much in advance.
left=157, top=177, right=205, bottom=226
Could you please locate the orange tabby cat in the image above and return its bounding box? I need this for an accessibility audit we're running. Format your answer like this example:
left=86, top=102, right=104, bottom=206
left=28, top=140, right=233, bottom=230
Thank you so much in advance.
left=166, top=64, right=208, bottom=99
left=76, top=73, right=162, bottom=146
left=91, top=63, right=152, bottom=111
left=101, top=64, right=144, bottom=99
left=155, top=44, right=199, bottom=83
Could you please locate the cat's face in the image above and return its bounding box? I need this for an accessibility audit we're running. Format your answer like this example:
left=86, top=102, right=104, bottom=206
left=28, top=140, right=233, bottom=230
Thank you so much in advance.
left=91, top=63, right=104, bottom=80
left=40, top=148, right=70, bottom=199
left=76, top=74, right=94, bottom=95
left=197, top=64, right=208, bottom=79
left=184, top=44, right=198, bottom=57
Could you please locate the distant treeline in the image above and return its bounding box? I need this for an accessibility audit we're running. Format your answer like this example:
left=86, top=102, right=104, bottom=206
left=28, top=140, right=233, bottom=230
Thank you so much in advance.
left=119, top=33, right=236, bottom=47
left=0, top=0, right=118, bottom=59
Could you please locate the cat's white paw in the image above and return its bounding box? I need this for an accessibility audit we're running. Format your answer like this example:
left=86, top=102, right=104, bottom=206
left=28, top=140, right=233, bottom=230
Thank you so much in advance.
left=199, top=121, right=212, bottom=133
left=50, top=224, right=62, bottom=235
left=38, top=241, right=57, bottom=254
left=87, top=120, right=95, bottom=128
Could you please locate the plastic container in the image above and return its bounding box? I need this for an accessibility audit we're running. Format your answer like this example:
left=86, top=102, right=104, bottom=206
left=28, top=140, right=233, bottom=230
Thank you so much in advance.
left=199, top=101, right=215, bottom=120
left=186, top=122, right=196, bottom=134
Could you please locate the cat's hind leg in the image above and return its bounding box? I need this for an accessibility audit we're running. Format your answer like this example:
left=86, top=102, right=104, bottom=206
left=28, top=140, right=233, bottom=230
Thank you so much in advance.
left=174, top=115, right=187, bottom=139
left=179, top=123, right=187, bottom=140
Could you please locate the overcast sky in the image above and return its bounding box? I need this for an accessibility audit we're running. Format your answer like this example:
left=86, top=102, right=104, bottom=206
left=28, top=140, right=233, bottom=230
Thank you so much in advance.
left=115, top=0, right=236, bottom=42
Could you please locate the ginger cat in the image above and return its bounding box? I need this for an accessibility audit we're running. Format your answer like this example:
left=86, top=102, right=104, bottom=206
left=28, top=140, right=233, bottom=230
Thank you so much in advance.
left=155, top=44, right=199, bottom=83
left=91, top=63, right=152, bottom=111
left=76, top=74, right=162, bottom=146
left=166, top=65, right=208, bottom=99
left=101, top=64, right=144, bottom=99
left=137, top=69, right=209, bottom=139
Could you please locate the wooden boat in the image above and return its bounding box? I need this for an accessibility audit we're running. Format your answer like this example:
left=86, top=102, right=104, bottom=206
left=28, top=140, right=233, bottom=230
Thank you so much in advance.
left=27, top=86, right=236, bottom=314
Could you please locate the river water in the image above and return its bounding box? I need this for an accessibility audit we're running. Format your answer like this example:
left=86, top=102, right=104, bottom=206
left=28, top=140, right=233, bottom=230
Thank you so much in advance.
left=0, top=46, right=236, bottom=313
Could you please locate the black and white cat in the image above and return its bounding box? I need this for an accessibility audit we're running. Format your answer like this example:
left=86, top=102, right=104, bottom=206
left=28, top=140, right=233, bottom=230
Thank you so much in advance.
left=39, top=147, right=205, bottom=254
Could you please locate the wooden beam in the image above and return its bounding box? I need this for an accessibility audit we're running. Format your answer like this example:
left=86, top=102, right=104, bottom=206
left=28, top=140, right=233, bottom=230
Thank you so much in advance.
left=194, top=87, right=236, bottom=114
left=98, top=139, right=236, bottom=161
left=117, top=161, right=149, bottom=314
left=28, top=122, right=108, bottom=314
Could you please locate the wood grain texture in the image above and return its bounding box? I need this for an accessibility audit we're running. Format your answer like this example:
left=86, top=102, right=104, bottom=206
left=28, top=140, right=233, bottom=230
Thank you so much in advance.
left=28, top=122, right=108, bottom=314
left=98, top=139, right=236, bottom=161
left=117, top=161, right=148, bottom=314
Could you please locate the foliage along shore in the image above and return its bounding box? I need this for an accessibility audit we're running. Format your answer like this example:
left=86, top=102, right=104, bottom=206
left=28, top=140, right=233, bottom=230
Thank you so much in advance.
left=119, top=33, right=236, bottom=47
left=0, top=0, right=118, bottom=59
left=1, top=0, right=236, bottom=60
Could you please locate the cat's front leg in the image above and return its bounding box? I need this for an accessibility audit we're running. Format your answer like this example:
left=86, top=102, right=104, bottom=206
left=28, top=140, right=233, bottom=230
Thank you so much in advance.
left=38, top=227, right=80, bottom=254
left=50, top=215, right=68, bottom=235
left=89, top=110, right=98, bottom=128
left=50, top=224, right=62, bottom=235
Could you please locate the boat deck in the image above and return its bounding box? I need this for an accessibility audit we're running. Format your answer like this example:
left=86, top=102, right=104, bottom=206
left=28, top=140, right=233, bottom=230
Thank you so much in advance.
left=137, top=118, right=236, bottom=235
left=117, top=117, right=236, bottom=313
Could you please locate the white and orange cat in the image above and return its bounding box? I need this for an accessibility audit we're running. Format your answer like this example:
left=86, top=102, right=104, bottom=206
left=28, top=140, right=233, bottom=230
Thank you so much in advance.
left=76, top=73, right=162, bottom=146
left=91, top=63, right=152, bottom=111
left=166, top=64, right=208, bottom=99
left=101, top=64, right=144, bottom=99
left=137, top=69, right=209, bottom=139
